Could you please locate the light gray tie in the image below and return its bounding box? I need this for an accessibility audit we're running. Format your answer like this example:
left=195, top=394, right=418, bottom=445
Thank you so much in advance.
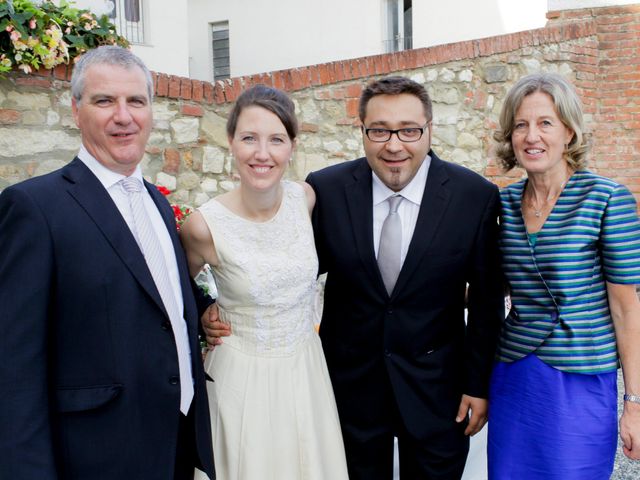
left=378, top=195, right=404, bottom=295
left=121, top=177, right=194, bottom=414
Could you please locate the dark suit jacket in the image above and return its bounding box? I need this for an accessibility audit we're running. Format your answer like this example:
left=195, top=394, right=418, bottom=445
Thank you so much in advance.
left=306, top=152, right=503, bottom=442
left=0, top=159, right=215, bottom=479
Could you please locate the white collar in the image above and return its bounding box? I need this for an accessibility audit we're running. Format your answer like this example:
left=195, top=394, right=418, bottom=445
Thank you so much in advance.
left=77, top=144, right=144, bottom=190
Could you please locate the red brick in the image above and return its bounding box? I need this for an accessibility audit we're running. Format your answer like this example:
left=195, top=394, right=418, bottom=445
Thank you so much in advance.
left=334, top=62, right=346, bottom=82
left=163, top=148, right=181, bottom=174
left=258, top=73, right=274, bottom=87
left=331, top=87, right=345, bottom=100
left=345, top=83, right=362, bottom=98
left=15, top=76, right=52, bottom=88
left=318, top=64, right=331, bottom=85
left=168, top=76, right=181, bottom=98
left=300, top=122, right=319, bottom=133
left=281, top=71, right=294, bottom=91
left=156, top=74, right=169, bottom=97
left=180, top=104, right=204, bottom=117
left=208, top=82, right=221, bottom=104
left=0, top=109, right=21, bottom=124
left=291, top=69, right=304, bottom=90
left=273, top=71, right=286, bottom=90
left=30, top=66, right=51, bottom=78
left=308, top=66, right=322, bottom=86
left=345, top=98, right=359, bottom=118
left=191, top=80, right=204, bottom=102
left=180, top=77, right=192, bottom=100
left=53, top=64, right=69, bottom=80
left=232, top=79, right=245, bottom=98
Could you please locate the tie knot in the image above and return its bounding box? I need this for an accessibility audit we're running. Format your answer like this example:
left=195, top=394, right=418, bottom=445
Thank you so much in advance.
left=387, top=195, right=403, bottom=214
left=121, top=176, right=144, bottom=194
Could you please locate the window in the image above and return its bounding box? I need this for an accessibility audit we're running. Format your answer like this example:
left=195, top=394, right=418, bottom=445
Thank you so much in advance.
left=108, top=0, right=145, bottom=44
left=211, top=22, right=230, bottom=81
left=383, top=0, right=412, bottom=53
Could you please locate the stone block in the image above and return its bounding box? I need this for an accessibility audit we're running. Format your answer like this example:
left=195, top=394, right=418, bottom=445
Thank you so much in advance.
left=484, top=65, right=508, bottom=83
left=202, top=146, right=226, bottom=173
left=7, top=91, right=50, bottom=110
left=194, top=192, right=210, bottom=207
left=201, top=178, right=218, bottom=193
left=201, top=111, right=229, bottom=147
left=34, top=159, right=67, bottom=177
left=178, top=171, right=201, bottom=190
left=0, top=128, right=79, bottom=157
left=457, top=132, right=481, bottom=149
left=170, top=117, right=199, bottom=144
left=156, top=172, right=177, bottom=191
left=219, top=180, right=236, bottom=192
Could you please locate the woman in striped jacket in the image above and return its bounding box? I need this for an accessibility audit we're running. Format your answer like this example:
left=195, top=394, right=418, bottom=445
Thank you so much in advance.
left=487, top=72, right=640, bottom=479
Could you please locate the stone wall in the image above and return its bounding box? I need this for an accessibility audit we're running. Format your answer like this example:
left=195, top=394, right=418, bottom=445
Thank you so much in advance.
left=1, top=5, right=639, bottom=210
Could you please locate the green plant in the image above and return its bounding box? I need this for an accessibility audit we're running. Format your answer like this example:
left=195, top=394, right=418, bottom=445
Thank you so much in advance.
left=0, top=0, right=128, bottom=75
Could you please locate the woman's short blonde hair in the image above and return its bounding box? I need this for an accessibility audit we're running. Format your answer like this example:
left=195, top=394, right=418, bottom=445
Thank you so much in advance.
left=494, top=73, right=589, bottom=171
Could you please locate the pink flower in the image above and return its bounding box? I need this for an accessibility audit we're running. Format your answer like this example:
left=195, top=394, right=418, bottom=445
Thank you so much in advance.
left=29, top=18, right=36, bottom=29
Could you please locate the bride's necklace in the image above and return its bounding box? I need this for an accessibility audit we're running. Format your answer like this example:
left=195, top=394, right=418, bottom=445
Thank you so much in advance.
left=525, top=176, right=570, bottom=218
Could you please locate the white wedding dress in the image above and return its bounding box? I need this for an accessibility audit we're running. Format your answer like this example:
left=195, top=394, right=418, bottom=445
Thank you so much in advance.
left=194, top=181, right=349, bottom=480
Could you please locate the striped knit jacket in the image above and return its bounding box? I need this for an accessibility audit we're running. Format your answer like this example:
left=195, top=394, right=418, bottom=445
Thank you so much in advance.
left=497, top=170, right=640, bottom=374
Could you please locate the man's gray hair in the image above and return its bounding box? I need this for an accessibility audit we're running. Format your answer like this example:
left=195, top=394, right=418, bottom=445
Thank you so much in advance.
left=71, top=46, right=153, bottom=104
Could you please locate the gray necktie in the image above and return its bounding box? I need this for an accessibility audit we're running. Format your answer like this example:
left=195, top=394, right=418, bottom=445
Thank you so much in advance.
left=121, top=177, right=194, bottom=414
left=378, top=195, right=404, bottom=295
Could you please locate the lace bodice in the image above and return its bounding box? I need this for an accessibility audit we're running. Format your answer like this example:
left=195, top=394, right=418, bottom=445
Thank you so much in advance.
left=198, top=181, right=319, bottom=356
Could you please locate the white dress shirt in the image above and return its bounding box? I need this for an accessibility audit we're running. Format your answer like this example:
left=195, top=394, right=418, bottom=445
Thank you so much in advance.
left=372, top=155, right=431, bottom=267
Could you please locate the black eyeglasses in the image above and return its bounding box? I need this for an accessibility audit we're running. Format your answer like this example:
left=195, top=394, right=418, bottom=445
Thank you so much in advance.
left=362, top=123, right=429, bottom=143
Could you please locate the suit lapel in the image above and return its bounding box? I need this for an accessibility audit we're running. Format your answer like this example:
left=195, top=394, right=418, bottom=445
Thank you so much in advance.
left=392, top=153, right=451, bottom=297
left=62, top=159, right=169, bottom=317
left=344, top=159, right=383, bottom=288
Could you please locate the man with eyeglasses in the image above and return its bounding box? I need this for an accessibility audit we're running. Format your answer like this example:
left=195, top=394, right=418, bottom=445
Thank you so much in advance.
left=305, top=76, right=504, bottom=479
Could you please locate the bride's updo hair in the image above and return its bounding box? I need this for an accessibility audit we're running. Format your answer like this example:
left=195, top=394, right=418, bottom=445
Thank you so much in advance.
left=226, top=85, right=298, bottom=141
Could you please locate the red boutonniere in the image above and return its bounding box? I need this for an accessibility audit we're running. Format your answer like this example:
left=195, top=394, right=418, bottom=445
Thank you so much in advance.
left=156, top=185, right=191, bottom=230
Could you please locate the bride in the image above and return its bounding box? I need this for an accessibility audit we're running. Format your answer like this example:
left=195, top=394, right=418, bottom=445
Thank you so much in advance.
left=181, top=85, right=349, bottom=480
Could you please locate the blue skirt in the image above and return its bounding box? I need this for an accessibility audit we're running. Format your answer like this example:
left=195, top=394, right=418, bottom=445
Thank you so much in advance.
left=488, top=354, right=617, bottom=480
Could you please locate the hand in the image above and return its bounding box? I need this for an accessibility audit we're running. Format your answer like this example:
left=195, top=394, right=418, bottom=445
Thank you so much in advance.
left=620, top=402, right=640, bottom=460
left=200, top=304, right=231, bottom=347
left=456, top=394, right=488, bottom=436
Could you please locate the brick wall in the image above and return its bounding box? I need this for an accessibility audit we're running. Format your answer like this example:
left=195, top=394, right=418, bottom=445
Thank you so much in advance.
left=546, top=5, right=640, bottom=196
left=1, top=4, right=639, bottom=205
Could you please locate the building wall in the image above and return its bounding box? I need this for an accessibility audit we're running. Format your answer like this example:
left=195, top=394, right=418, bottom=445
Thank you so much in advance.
left=187, top=0, right=547, bottom=81
left=1, top=5, right=639, bottom=211
left=412, top=0, right=547, bottom=48
left=131, top=0, right=191, bottom=77
left=67, top=0, right=548, bottom=81
left=71, top=0, right=192, bottom=77
left=187, top=0, right=386, bottom=81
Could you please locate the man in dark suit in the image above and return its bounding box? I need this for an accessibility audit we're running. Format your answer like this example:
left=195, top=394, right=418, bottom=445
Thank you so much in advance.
left=0, top=46, right=215, bottom=479
left=305, top=76, right=504, bottom=479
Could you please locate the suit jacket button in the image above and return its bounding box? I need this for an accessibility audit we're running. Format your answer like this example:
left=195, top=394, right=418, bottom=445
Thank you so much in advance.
left=161, top=321, right=170, bottom=331
left=384, top=349, right=391, bottom=357
left=169, top=376, right=179, bottom=385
